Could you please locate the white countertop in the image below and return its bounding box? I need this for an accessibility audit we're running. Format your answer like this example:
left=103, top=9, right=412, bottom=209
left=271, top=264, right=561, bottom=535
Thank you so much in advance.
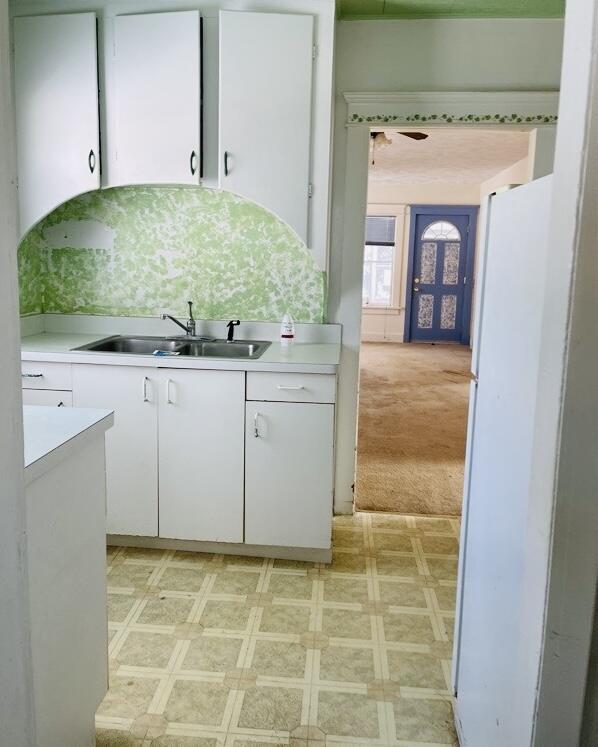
left=21, top=333, right=341, bottom=374
left=23, top=405, right=114, bottom=484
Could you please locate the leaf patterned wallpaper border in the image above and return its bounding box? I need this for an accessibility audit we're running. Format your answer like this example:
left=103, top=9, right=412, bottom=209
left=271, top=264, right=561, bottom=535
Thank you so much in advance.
left=18, top=186, right=326, bottom=323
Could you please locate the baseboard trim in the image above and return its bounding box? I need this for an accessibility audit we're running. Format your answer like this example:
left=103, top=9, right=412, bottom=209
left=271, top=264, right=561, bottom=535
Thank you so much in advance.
left=361, top=334, right=404, bottom=343
left=107, top=534, right=332, bottom=564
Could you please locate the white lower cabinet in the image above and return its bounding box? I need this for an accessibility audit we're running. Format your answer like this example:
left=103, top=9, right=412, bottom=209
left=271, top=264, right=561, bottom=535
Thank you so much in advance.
left=245, top=401, right=334, bottom=549
left=73, top=364, right=159, bottom=536
left=22, top=389, right=73, bottom=407
left=158, top=369, right=245, bottom=542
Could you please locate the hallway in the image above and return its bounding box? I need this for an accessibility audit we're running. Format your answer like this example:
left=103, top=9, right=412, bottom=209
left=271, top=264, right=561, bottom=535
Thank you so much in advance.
left=355, top=343, right=471, bottom=516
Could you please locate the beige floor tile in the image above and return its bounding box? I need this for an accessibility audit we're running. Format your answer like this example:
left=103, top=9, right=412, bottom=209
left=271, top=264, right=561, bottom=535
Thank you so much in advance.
left=170, top=551, right=215, bottom=566
left=163, top=680, right=229, bottom=726
left=329, top=551, right=367, bottom=574
left=273, top=558, right=316, bottom=571
left=322, top=576, right=369, bottom=604
left=97, top=675, right=161, bottom=719
left=137, top=596, right=195, bottom=625
left=318, top=644, right=376, bottom=684
left=387, top=649, right=448, bottom=690
left=332, top=527, right=365, bottom=548
left=157, top=567, right=207, bottom=593
left=369, top=514, right=409, bottom=529
left=433, top=585, right=457, bottom=611
left=420, top=535, right=459, bottom=555
left=237, top=685, right=303, bottom=731
left=378, top=580, right=428, bottom=608
left=117, top=631, right=178, bottom=668
left=229, top=740, right=287, bottom=747
left=267, top=574, right=314, bottom=601
left=393, top=697, right=457, bottom=744
left=108, top=563, right=155, bottom=589
left=151, top=737, right=219, bottom=746
left=181, top=636, right=243, bottom=672
left=372, top=532, right=415, bottom=552
left=120, top=547, right=166, bottom=563
left=414, top=517, right=455, bottom=533
left=321, top=608, right=374, bottom=641
left=200, top=600, right=252, bottom=632
left=211, top=570, right=261, bottom=596
left=426, top=558, right=459, bottom=580
left=382, top=612, right=436, bottom=644
left=250, top=639, right=307, bottom=679
left=108, top=593, right=139, bottom=623
left=375, top=555, right=421, bottom=577
left=316, top=690, right=380, bottom=739
left=96, top=728, right=143, bottom=746
left=258, top=604, right=312, bottom=635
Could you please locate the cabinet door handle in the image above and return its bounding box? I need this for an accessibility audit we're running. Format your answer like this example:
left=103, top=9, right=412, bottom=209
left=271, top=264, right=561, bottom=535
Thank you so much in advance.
left=190, top=150, right=197, bottom=176
left=142, top=376, right=150, bottom=403
left=88, top=149, right=96, bottom=174
left=276, top=385, right=305, bottom=391
left=22, top=373, right=43, bottom=378
left=223, top=150, right=230, bottom=177
left=166, top=378, right=174, bottom=404
left=57, top=401, right=65, bottom=407
left=254, top=411, right=260, bottom=438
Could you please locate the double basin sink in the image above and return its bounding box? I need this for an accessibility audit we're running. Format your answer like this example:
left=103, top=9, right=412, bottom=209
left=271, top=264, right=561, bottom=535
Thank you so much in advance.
left=74, top=335, right=271, bottom=360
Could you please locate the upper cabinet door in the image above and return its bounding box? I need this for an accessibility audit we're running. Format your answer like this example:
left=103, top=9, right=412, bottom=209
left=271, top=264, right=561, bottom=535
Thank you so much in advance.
left=14, top=13, right=100, bottom=235
left=219, top=11, right=314, bottom=242
left=113, top=11, right=201, bottom=186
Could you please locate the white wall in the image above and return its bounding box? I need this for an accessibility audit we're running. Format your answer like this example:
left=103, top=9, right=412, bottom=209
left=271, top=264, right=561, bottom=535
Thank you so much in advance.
left=330, top=17, right=564, bottom=513
left=0, top=0, right=35, bottom=742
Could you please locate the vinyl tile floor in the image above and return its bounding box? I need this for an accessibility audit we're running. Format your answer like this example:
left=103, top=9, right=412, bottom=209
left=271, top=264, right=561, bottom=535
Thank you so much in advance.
left=96, top=512, right=460, bottom=747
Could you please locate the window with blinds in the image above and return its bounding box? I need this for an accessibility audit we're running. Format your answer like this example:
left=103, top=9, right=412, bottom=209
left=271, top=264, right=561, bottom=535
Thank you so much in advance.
left=363, top=216, right=396, bottom=307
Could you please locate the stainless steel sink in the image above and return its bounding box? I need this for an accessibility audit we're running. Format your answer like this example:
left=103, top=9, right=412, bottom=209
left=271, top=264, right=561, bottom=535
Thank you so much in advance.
left=73, top=335, right=271, bottom=360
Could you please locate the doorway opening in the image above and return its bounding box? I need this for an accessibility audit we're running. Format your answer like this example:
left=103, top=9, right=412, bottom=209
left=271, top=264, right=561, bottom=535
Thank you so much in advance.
left=355, top=126, right=534, bottom=517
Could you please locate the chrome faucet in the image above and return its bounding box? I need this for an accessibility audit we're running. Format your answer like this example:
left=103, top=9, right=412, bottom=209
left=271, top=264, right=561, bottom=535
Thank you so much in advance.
left=162, top=301, right=196, bottom=336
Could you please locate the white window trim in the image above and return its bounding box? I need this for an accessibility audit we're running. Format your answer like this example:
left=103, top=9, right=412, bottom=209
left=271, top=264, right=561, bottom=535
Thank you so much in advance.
left=362, top=203, right=408, bottom=311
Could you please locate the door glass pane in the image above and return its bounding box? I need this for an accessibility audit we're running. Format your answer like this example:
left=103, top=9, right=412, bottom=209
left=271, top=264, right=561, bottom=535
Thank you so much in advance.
left=417, top=294, right=434, bottom=328
left=422, top=221, right=461, bottom=241
left=440, top=295, right=457, bottom=329
left=420, top=242, right=437, bottom=283
left=443, top=243, right=460, bottom=285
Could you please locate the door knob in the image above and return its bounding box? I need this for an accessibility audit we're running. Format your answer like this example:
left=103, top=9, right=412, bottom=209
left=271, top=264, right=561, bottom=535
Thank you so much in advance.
left=413, top=287, right=420, bottom=293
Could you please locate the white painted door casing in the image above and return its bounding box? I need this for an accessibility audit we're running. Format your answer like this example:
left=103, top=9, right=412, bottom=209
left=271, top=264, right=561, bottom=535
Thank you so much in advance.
left=113, top=10, right=201, bottom=185
left=219, top=10, right=313, bottom=241
left=72, top=364, right=158, bottom=536
left=245, top=401, right=334, bottom=549
left=13, top=13, right=100, bottom=235
left=158, top=369, right=245, bottom=543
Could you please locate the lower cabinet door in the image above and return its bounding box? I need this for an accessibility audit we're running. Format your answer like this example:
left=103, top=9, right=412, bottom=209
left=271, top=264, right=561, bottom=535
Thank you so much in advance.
left=158, top=369, right=245, bottom=542
left=72, top=364, right=158, bottom=536
left=245, top=401, right=334, bottom=549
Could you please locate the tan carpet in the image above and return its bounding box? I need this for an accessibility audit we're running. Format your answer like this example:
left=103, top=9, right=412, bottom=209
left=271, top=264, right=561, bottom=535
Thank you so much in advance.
left=355, top=342, right=471, bottom=516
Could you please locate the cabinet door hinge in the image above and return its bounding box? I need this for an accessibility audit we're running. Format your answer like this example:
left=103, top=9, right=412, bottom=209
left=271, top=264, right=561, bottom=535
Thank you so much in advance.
left=312, top=44, right=318, bottom=61
left=308, top=183, right=314, bottom=198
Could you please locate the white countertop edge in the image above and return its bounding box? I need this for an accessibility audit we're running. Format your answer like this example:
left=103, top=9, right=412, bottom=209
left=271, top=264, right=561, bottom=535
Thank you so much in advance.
left=24, top=407, right=114, bottom=486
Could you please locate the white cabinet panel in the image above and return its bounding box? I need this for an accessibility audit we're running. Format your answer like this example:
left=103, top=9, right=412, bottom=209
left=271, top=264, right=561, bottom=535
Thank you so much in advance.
left=219, top=11, right=313, bottom=241
left=245, top=402, right=334, bottom=549
left=72, top=364, right=158, bottom=536
left=22, top=390, right=73, bottom=407
left=113, top=10, right=201, bottom=185
left=246, top=372, right=336, bottom=404
left=14, top=13, right=100, bottom=234
left=158, top=369, right=245, bottom=542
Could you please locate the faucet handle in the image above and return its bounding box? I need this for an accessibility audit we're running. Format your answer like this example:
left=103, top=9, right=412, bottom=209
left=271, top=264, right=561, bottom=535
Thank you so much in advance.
left=187, top=300, right=194, bottom=321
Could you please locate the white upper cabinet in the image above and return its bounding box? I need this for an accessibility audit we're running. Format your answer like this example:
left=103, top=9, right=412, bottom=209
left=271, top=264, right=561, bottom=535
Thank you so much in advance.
left=219, top=11, right=314, bottom=242
left=113, top=10, right=201, bottom=186
left=13, top=13, right=100, bottom=235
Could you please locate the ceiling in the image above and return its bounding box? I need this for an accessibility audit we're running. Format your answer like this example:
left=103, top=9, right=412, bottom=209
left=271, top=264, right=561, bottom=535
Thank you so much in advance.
left=338, top=0, right=565, bottom=20
left=368, top=128, right=531, bottom=185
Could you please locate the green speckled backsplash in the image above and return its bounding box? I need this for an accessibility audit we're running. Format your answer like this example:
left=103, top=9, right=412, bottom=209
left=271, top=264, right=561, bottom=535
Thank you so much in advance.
left=18, top=186, right=326, bottom=322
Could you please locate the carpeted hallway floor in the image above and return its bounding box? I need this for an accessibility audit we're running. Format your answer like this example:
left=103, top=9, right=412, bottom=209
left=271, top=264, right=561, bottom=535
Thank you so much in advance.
left=355, top=342, right=472, bottom=516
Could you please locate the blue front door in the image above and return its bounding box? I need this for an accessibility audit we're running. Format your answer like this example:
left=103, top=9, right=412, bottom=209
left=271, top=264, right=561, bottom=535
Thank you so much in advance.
left=408, top=210, right=475, bottom=343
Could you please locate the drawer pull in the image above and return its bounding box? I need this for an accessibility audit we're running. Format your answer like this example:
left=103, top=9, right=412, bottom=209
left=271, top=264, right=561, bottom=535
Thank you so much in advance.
left=276, top=385, right=305, bottom=391
left=22, top=373, right=44, bottom=379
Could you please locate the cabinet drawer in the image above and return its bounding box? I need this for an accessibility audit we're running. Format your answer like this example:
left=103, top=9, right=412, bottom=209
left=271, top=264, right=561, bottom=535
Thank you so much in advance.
left=21, top=361, right=72, bottom=390
left=246, top=372, right=336, bottom=404
left=22, top=389, right=73, bottom=407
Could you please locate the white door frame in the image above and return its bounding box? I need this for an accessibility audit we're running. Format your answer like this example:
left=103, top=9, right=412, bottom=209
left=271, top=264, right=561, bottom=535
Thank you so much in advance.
left=332, top=89, right=559, bottom=518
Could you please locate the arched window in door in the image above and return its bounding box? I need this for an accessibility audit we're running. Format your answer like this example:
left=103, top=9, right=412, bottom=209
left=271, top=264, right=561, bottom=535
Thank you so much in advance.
left=421, top=220, right=461, bottom=241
